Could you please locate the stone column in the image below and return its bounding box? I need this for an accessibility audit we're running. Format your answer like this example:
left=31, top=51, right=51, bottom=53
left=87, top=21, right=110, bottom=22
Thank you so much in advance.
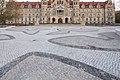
left=63, top=17, right=65, bottom=23
left=55, top=17, right=58, bottom=23
left=49, top=18, right=51, bottom=23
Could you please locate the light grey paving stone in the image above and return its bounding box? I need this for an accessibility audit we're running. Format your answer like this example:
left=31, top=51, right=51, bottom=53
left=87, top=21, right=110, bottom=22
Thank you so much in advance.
left=0, top=56, right=102, bottom=80
left=0, top=52, right=119, bottom=80
left=0, top=25, right=120, bottom=80
left=70, top=28, right=99, bottom=32
left=116, top=29, right=120, bottom=36
left=47, top=30, right=70, bottom=35
left=99, top=32, right=120, bottom=40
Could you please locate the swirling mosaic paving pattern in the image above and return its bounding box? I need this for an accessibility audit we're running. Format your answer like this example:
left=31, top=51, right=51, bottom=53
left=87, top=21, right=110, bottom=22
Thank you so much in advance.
left=0, top=52, right=119, bottom=80
left=0, top=25, right=120, bottom=80
left=48, top=35, right=120, bottom=52
left=0, top=34, right=15, bottom=41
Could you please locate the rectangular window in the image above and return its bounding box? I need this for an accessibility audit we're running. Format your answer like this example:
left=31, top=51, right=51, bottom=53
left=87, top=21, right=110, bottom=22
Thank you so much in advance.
left=24, top=5, right=28, bottom=8
left=32, top=5, right=36, bottom=8
left=85, top=5, right=89, bottom=8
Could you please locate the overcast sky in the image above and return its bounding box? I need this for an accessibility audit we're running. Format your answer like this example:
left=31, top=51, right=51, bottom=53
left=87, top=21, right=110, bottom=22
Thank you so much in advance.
left=16, top=0, right=120, bottom=11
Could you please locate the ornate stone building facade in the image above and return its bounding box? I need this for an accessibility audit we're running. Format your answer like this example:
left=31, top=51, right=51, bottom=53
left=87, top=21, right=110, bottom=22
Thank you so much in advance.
left=7, top=0, right=115, bottom=25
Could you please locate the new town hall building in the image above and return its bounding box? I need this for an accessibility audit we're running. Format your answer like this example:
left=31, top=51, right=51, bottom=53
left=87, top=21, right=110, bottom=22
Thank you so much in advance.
left=7, top=0, right=115, bottom=25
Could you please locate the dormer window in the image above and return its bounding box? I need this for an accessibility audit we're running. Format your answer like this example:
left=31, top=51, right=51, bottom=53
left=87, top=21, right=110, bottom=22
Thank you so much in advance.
left=24, top=5, right=28, bottom=8
left=93, top=5, right=96, bottom=8
left=81, top=5, right=85, bottom=8
left=97, top=5, right=100, bottom=8
left=89, top=5, right=93, bottom=8
left=100, top=5, right=104, bottom=8
left=39, top=5, right=41, bottom=8
left=57, top=1, right=63, bottom=4
left=85, top=5, right=89, bottom=8
left=32, top=5, right=36, bottom=8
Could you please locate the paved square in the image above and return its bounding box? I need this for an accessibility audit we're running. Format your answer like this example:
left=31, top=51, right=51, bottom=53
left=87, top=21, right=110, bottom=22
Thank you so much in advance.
left=0, top=24, right=120, bottom=80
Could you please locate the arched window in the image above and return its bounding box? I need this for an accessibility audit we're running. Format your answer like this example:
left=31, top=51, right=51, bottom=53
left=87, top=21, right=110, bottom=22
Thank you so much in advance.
left=86, top=18, right=88, bottom=21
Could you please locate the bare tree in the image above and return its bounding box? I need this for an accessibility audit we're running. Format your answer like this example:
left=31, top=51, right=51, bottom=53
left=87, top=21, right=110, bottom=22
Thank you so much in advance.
left=0, top=0, right=19, bottom=24
left=0, top=0, right=6, bottom=15
left=0, top=0, right=6, bottom=24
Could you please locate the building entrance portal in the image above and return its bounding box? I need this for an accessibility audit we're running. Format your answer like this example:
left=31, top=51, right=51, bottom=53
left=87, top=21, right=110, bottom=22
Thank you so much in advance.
left=58, top=18, right=62, bottom=23
left=52, top=18, right=55, bottom=23
left=65, top=18, right=68, bottom=23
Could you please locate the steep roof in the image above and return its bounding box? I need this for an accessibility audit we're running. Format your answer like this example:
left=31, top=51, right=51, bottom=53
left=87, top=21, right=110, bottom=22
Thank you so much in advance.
left=79, top=2, right=107, bottom=6
left=16, top=2, right=41, bottom=6
left=16, top=0, right=107, bottom=6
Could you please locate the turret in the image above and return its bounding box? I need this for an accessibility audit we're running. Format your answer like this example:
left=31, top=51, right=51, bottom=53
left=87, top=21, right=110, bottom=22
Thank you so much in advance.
left=105, top=0, right=115, bottom=24
left=73, top=0, right=79, bottom=6
left=73, top=0, right=80, bottom=23
left=41, top=0, right=48, bottom=5
left=41, top=0, right=48, bottom=23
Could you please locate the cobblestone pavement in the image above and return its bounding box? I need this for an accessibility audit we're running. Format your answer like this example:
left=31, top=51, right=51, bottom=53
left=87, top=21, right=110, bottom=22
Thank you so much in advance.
left=0, top=34, right=15, bottom=41
left=0, top=24, right=120, bottom=80
left=48, top=35, right=120, bottom=51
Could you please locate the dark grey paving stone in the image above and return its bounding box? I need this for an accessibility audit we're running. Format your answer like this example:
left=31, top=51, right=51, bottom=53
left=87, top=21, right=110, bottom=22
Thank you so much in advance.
left=23, top=30, right=40, bottom=35
left=70, top=28, right=99, bottom=32
left=0, top=25, right=8, bottom=28
left=99, top=32, right=120, bottom=40
left=6, top=27, right=49, bottom=32
left=0, top=34, right=15, bottom=41
left=46, top=30, right=70, bottom=35
left=0, top=56, right=101, bottom=80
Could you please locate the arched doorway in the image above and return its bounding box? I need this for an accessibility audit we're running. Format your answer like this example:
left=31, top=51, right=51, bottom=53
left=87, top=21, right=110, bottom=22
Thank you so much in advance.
left=65, top=18, right=68, bottom=23
left=52, top=18, right=55, bottom=23
left=58, top=18, right=62, bottom=23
